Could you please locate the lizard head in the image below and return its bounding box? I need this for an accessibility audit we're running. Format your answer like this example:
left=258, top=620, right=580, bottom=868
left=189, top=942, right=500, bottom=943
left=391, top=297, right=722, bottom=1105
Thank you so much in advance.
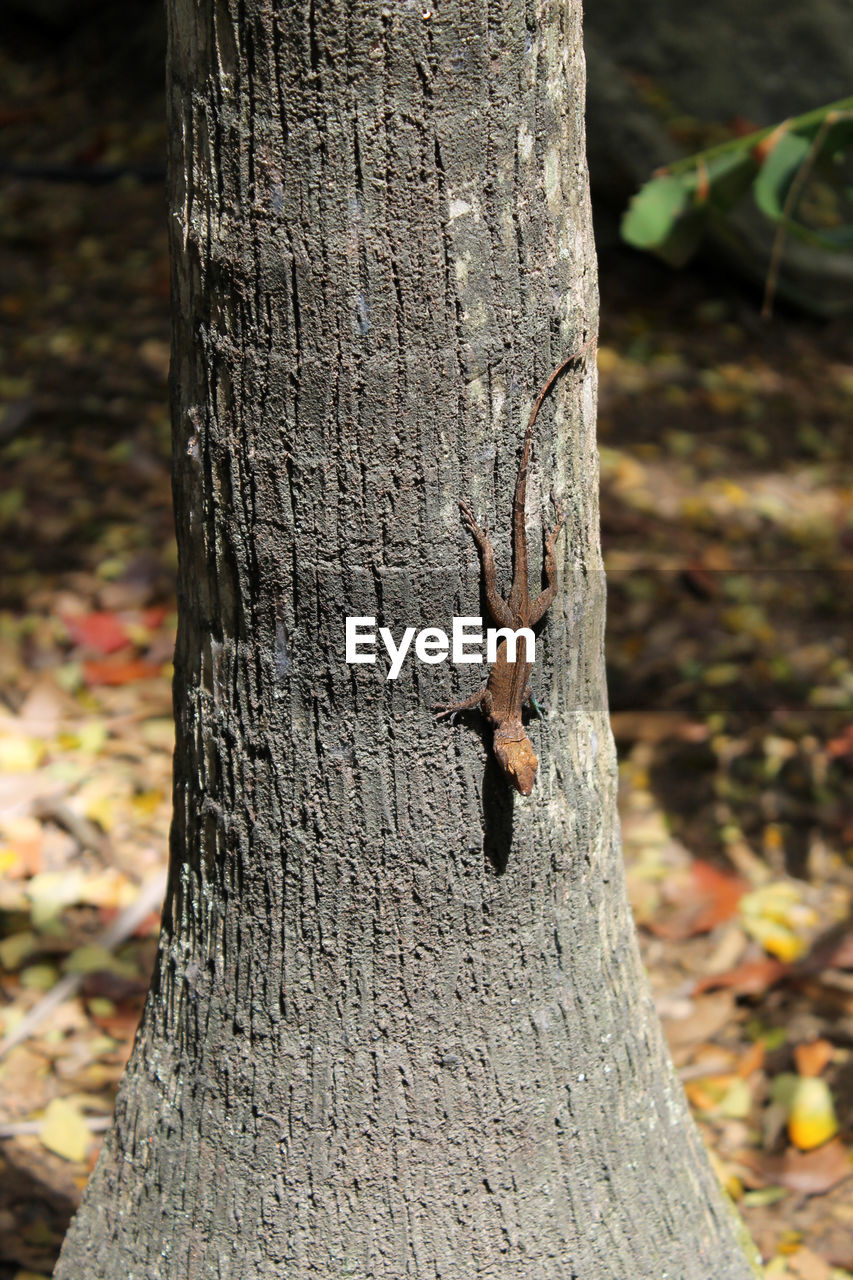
left=494, top=730, right=539, bottom=796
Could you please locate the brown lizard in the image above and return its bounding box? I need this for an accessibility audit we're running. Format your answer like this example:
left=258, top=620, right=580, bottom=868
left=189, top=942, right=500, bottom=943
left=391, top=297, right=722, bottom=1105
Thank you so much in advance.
left=436, top=340, right=595, bottom=795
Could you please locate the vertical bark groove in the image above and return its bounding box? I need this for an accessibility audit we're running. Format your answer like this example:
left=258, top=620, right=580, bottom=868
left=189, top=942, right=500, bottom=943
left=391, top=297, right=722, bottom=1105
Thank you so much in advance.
left=55, top=2, right=759, bottom=1277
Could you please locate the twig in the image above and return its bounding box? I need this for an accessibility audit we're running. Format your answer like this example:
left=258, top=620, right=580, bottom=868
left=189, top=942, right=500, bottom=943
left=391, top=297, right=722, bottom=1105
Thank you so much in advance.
left=0, top=1114, right=112, bottom=1140
left=0, top=869, right=167, bottom=1061
left=762, top=112, right=839, bottom=319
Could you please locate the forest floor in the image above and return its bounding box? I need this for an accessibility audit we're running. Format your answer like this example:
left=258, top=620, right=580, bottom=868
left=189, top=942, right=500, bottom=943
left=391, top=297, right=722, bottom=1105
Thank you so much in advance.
left=0, top=17, right=852, bottom=1280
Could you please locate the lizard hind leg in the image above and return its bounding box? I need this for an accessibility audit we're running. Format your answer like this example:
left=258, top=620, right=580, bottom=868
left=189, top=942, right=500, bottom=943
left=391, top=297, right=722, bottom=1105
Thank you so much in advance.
left=458, top=500, right=514, bottom=630
left=434, top=687, right=486, bottom=721
left=546, top=488, right=566, bottom=548
left=529, top=490, right=566, bottom=626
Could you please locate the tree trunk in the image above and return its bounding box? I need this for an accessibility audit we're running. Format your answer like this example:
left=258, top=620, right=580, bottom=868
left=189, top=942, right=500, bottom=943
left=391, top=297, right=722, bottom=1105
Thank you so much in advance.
left=56, top=2, right=759, bottom=1277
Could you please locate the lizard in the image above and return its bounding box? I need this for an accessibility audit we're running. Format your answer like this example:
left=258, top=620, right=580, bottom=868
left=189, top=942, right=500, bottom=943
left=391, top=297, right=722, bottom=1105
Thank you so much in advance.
left=436, top=339, right=595, bottom=795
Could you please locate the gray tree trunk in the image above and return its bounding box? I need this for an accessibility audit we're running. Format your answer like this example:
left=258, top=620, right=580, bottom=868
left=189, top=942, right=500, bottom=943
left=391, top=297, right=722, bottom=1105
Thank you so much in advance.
left=55, top=2, right=760, bottom=1277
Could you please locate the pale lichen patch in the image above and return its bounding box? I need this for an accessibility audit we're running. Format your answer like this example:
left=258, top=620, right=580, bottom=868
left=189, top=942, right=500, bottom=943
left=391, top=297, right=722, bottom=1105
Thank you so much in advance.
left=454, top=253, right=471, bottom=287
left=543, top=147, right=562, bottom=213
left=490, top=384, right=505, bottom=427
left=466, top=375, right=487, bottom=407
left=448, top=197, right=473, bottom=221
left=517, top=121, right=534, bottom=163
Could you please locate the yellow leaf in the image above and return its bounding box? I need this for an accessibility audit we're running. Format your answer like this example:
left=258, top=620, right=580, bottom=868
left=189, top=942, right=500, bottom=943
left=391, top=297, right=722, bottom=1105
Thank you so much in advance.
left=63, top=944, right=137, bottom=980
left=744, top=917, right=806, bottom=962
left=0, top=733, right=45, bottom=772
left=131, top=788, right=164, bottom=818
left=20, top=962, right=60, bottom=990
left=77, top=720, right=108, bottom=755
left=62, top=944, right=115, bottom=974
left=718, top=1077, right=753, bottom=1120
left=740, top=882, right=817, bottom=961
left=764, top=1260, right=789, bottom=1278
left=0, top=929, right=38, bottom=970
left=39, top=1097, right=90, bottom=1163
left=0, top=848, right=22, bottom=875
left=788, top=1077, right=838, bottom=1151
left=87, top=997, right=115, bottom=1018
left=26, top=869, right=85, bottom=926
left=719, top=478, right=749, bottom=505
left=83, top=792, right=117, bottom=833
left=78, top=868, right=136, bottom=910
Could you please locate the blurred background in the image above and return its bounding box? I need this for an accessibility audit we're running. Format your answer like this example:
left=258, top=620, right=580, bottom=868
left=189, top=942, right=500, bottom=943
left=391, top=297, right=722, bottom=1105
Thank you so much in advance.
left=0, top=2, right=851, bottom=1275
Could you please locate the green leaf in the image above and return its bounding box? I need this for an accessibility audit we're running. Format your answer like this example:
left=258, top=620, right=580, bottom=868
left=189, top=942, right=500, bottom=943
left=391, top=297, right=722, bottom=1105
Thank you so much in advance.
left=621, top=175, right=693, bottom=250
left=753, top=132, right=811, bottom=222
left=703, top=150, right=758, bottom=211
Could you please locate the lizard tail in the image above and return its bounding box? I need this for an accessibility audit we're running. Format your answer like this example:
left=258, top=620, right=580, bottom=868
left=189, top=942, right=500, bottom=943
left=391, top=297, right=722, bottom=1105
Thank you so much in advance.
left=512, top=332, right=597, bottom=556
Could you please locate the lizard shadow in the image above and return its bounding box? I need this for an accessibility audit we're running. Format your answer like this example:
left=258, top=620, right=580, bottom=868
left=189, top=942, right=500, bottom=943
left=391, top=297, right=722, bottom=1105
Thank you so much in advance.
left=481, top=752, right=515, bottom=874
left=481, top=701, right=544, bottom=875
left=441, top=707, right=516, bottom=873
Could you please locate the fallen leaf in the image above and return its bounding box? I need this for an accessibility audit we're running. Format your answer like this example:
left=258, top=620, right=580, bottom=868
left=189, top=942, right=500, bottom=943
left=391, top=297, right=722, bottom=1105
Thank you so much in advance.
left=788, top=1077, right=839, bottom=1151
left=82, top=658, right=161, bottom=686
left=693, top=956, right=790, bottom=996
left=63, top=611, right=130, bottom=655
left=0, top=930, right=39, bottom=971
left=0, top=733, right=46, bottom=772
left=794, top=1039, right=835, bottom=1078
left=663, top=990, right=738, bottom=1053
left=689, top=859, right=747, bottom=932
left=740, top=881, right=819, bottom=962
left=785, top=1245, right=833, bottom=1280
left=63, top=944, right=137, bottom=980
left=737, top=1039, right=766, bottom=1078
left=38, top=1096, right=90, bottom=1163
left=647, top=859, right=746, bottom=940
left=741, top=1186, right=788, bottom=1207
left=717, top=1077, right=753, bottom=1119
left=742, top=1139, right=851, bottom=1195
left=20, top=963, right=60, bottom=990
left=26, top=868, right=86, bottom=926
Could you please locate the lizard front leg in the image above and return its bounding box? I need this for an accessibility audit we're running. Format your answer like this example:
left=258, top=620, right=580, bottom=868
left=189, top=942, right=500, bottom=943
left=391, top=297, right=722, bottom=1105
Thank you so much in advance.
left=521, top=684, right=545, bottom=719
left=459, top=500, right=514, bottom=629
left=529, top=491, right=565, bottom=626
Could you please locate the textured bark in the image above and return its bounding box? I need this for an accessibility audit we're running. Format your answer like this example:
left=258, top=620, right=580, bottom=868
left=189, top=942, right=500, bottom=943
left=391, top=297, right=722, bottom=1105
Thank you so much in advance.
left=56, top=2, right=759, bottom=1277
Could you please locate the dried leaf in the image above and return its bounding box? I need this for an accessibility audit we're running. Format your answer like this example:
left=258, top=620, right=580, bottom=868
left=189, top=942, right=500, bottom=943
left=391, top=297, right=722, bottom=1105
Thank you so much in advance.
left=744, top=1139, right=851, bottom=1195
left=647, top=859, right=746, bottom=940
left=0, top=733, right=46, bottom=772
left=26, top=868, right=86, bottom=926
left=38, top=1096, right=90, bottom=1163
left=740, top=881, right=818, bottom=962
left=63, top=611, right=130, bottom=655
left=785, top=1245, right=833, bottom=1280
left=737, top=1039, right=766, bottom=1078
left=0, top=930, right=39, bottom=971
left=794, top=1039, right=835, bottom=1078
left=718, top=1077, right=753, bottom=1119
left=82, top=658, right=161, bottom=686
left=693, top=956, right=790, bottom=996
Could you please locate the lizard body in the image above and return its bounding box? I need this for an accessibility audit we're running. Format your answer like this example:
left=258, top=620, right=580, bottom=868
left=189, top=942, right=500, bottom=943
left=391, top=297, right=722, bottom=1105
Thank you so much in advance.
left=437, top=341, right=595, bottom=795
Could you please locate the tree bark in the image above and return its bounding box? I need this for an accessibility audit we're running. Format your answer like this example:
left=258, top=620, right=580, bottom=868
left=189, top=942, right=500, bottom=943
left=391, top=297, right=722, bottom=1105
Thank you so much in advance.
left=56, top=2, right=760, bottom=1277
